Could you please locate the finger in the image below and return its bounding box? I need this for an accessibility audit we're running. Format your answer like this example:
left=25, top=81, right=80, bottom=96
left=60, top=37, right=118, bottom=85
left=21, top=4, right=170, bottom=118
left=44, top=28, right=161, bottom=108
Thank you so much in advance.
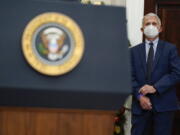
left=139, top=88, right=143, bottom=93
left=144, top=89, right=151, bottom=95
left=142, top=101, right=152, bottom=109
left=142, top=105, right=151, bottom=110
left=149, top=89, right=155, bottom=94
left=141, top=103, right=150, bottom=110
left=147, top=102, right=152, bottom=106
left=147, top=105, right=152, bottom=110
left=140, top=103, right=146, bottom=109
left=143, top=104, right=152, bottom=110
left=141, top=91, right=146, bottom=95
left=146, top=107, right=152, bottom=110
left=144, top=91, right=149, bottom=95
left=145, top=102, right=152, bottom=110
left=141, top=104, right=147, bottom=110
left=141, top=90, right=148, bottom=95
left=142, top=85, right=148, bottom=89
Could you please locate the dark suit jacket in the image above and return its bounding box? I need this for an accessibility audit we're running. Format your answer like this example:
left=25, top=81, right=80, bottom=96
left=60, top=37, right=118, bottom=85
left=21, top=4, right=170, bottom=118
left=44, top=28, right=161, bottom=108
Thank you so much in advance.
left=131, top=40, right=180, bottom=114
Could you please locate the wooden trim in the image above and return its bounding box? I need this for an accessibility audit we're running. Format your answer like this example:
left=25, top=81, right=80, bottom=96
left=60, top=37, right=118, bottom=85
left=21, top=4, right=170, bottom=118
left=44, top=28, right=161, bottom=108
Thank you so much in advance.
left=144, top=0, right=180, bottom=15
left=157, top=1, right=180, bottom=5
left=158, top=2, right=180, bottom=5
left=144, top=0, right=156, bottom=14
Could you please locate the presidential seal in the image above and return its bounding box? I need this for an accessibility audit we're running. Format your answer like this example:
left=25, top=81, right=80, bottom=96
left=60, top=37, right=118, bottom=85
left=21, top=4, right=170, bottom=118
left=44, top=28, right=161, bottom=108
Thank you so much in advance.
left=22, top=12, right=84, bottom=76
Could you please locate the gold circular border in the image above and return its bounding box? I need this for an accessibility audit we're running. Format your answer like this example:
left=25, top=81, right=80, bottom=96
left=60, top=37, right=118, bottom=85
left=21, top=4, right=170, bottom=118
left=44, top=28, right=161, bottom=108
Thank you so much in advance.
left=22, top=12, right=84, bottom=76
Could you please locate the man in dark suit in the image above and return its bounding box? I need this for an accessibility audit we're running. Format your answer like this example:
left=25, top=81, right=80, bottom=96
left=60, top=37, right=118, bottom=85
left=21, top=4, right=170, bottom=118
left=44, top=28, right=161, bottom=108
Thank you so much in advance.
left=131, top=13, right=180, bottom=135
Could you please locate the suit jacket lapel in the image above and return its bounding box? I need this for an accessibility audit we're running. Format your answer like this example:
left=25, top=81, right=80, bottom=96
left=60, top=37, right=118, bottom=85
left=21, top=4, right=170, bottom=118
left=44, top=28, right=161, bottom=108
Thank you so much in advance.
left=138, top=43, right=146, bottom=74
left=152, top=40, right=164, bottom=72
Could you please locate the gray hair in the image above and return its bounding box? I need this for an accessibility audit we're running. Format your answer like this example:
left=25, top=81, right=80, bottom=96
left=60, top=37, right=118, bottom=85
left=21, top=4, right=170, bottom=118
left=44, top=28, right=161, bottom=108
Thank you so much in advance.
left=142, top=13, right=161, bottom=26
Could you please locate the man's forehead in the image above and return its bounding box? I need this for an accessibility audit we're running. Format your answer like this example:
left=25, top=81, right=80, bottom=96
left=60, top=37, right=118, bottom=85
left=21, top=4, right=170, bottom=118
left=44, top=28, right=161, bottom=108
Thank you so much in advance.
left=144, top=16, right=158, bottom=23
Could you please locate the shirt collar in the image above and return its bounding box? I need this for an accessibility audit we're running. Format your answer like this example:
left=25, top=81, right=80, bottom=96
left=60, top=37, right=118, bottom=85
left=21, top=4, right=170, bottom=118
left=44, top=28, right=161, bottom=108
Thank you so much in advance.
left=145, top=37, right=159, bottom=45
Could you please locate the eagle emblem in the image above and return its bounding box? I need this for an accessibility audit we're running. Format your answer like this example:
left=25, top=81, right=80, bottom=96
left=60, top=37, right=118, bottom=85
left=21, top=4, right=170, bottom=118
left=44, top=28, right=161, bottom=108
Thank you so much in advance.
left=39, top=27, right=69, bottom=61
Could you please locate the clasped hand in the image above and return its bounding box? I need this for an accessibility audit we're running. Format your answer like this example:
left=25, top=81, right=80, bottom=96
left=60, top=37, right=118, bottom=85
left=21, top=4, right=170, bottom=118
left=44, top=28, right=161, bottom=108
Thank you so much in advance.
left=139, top=84, right=156, bottom=95
left=138, top=85, right=157, bottom=110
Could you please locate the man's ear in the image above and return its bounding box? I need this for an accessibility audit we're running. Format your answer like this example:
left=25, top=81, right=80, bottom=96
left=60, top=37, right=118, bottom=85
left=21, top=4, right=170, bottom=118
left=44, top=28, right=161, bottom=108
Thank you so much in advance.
left=159, top=26, right=163, bottom=32
left=141, top=27, right=144, bottom=32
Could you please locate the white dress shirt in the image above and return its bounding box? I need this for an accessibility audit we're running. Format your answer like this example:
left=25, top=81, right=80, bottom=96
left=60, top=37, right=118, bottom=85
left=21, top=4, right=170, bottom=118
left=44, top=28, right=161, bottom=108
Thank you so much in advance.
left=145, top=38, right=159, bottom=61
